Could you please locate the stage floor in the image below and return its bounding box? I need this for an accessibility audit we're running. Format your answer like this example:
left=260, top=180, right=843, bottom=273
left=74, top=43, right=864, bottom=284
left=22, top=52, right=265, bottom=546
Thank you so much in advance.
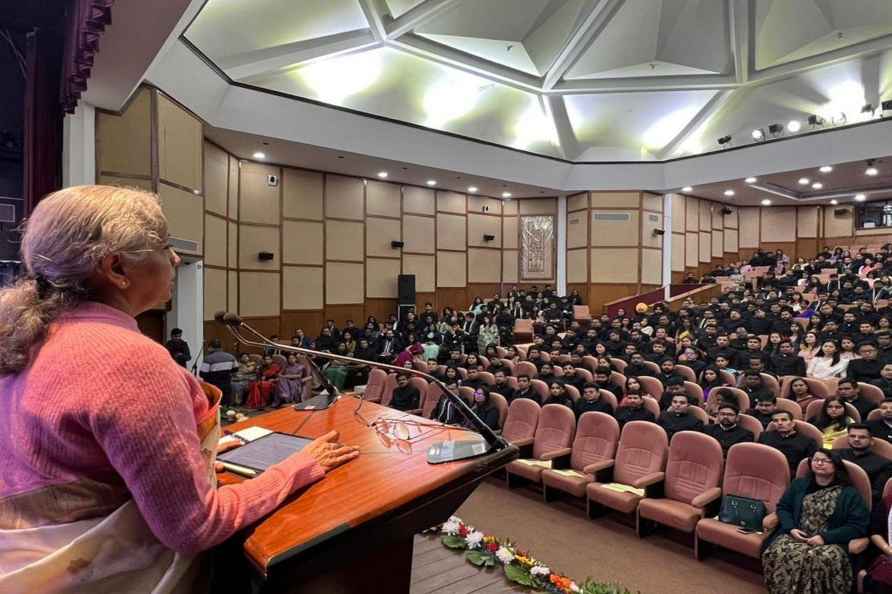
left=411, top=534, right=521, bottom=594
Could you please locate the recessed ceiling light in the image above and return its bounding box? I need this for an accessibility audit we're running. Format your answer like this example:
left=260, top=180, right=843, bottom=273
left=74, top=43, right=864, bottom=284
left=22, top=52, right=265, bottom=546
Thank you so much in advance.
left=426, top=180, right=437, bottom=186
left=819, top=165, right=833, bottom=173
left=830, top=199, right=839, bottom=205
left=681, top=186, right=693, bottom=192
left=866, top=166, right=879, bottom=176
left=467, top=186, right=478, bottom=193
left=377, top=171, right=388, bottom=178
left=501, top=192, right=512, bottom=198
left=745, top=177, right=757, bottom=183
left=798, top=177, right=810, bottom=185
left=252, top=151, right=266, bottom=159
left=811, top=182, right=823, bottom=190
left=855, top=193, right=867, bottom=202
left=761, top=199, right=772, bottom=206
left=787, top=120, right=802, bottom=133
left=751, top=129, right=764, bottom=141
left=724, top=189, right=735, bottom=196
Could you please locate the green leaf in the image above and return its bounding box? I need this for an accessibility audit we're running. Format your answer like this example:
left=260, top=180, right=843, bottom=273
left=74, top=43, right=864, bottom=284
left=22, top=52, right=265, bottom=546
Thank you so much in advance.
left=504, top=563, right=536, bottom=587
left=441, top=534, right=467, bottom=549
left=465, top=550, right=491, bottom=567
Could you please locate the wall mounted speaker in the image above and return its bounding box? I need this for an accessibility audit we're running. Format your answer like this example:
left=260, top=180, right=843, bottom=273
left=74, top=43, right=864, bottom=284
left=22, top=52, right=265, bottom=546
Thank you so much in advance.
left=652, top=229, right=665, bottom=236
left=258, top=251, right=275, bottom=261
left=391, top=240, right=404, bottom=248
left=720, top=207, right=733, bottom=215
left=398, top=274, right=415, bottom=304
left=266, top=175, right=279, bottom=187
left=483, top=234, right=495, bottom=241
left=834, top=208, right=848, bottom=216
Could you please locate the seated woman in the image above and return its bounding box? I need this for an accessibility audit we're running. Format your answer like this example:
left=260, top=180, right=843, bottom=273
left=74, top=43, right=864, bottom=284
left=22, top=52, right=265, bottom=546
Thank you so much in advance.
left=230, top=353, right=257, bottom=405
left=323, top=342, right=352, bottom=390
left=864, top=486, right=892, bottom=593
left=807, top=340, right=849, bottom=379
left=699, top=365, right=727, bottom=403
left=546, top=381, right=574, bottom=410
left=467, top=386, right=500, bottom=430
left=788, top=376, right=820, bottom=415
left=246, top=354, right=283, bottom=408
left=273, top=354, right=308, bottom=406
left=762, top=449, right=869, bottom=594
left=814, top=398, right=855, bottom=449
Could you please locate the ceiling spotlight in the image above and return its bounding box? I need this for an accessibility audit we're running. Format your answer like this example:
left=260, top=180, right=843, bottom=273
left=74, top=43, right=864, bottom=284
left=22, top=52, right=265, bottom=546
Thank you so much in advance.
left=724, top=189, right=735, bottom=197
left=761, top=199, right=772, bottom=206
left=681, top=186, right=693, bottom=192
left=787, top=120, right=802, bottom=133
left=377, top=171, right=388, bottom=178
left=855, top=193, right=867, bottom=202
left=768, top=123, right=784, bottom=136
left=502, top=192, right=512, bottom=198
left=467, top=186, right=478, bottom=193
left=866, top=161, right=879, bottom=176
left=807, top=114, right=825, bottom=127
left=811, top=182, right=823, bottom=190
left=830, top=199, right=839, bottom=205
left=819, top=165, right=833, bottom=173
left=252, top=151, right=266, bottom=159
left=745, top=177, right=757, bottom=183
left=752, top=128, right=765, bottom=141
left=798, top=177, right=810, bottom=185
left=426, top=180, right=437, bottom=186
left=717, top=135, right=732, bottom=146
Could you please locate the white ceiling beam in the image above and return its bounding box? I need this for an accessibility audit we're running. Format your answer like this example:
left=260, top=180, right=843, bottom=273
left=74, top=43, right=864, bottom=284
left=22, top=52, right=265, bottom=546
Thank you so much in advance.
left=729, top=0, right=750, bottom=83
left=358, top=0, right=389, bottom=41
left=552, top=74, right=740, bottom=94
left=221, top=30, right=379, bottom=82
left=657, top=89, right=735, bottom=159
left=384, top=0, right=463, bottom=39
left=542, top=0, right=626, bottom=90
left=544, top=95, right=581, bottom=160
left=387, top=34, right=543, bottom=93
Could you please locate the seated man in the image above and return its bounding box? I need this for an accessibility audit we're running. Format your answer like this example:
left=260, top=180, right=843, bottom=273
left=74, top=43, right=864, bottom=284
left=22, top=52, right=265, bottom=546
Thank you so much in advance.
left=462, top=365, right=487, bottom=391
left=537, top=362, right=557, bottom=385
left=614, top=392, right=655, bottom=428
left=623, top=352, right=651, bottom=378
left=198, top=339, right=238, bottom=405
left=768, top=340, right=806, bottom=377
left=492, top=369, right=515, bottom=401
left=658, top=394, right=704, bottom=441
left=593, top=366, right=623, bottom=400
left=740, top=370, right=774, bottom=404
left=758, top=410, right=818, bottom=473
left=390, top=373, right=420, bottom=412
left=837, top=424, right=892, bottom=500
left=848, top=341, right=883, bottom=382
left=559, top=363, right=586, bottom=394
left=748, top=395, right=778, bottom=429
left=704, top=402, right=754, bottom=455
left=574, top=383, right=614, bottom=419
left=510, top=374, right=540, bottom=405
left=866, top=398, right=892, bottom=444
left=659, top=375, right=692, bottom=409
left=837, top=378, right=877, bottom=422
left=869, top=363, right=892, bottom=399
left=657, top=357, right=681, bottom=387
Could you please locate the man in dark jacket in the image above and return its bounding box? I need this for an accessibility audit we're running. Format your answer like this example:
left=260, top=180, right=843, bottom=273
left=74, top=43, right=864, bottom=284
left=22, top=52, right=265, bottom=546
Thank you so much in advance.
left=615, top=392, right=655, bottom=428
left=165, top=328, right=191, bottom=367
left=658, top=394, right=703, bottom=442
left=769, top=340, right=806, bottom=377
left=704, top=403, right=754, bottom=455
left=837, top=424, right=892, bottom=500
left=848, top=342, right=884, bottom=382
left=758, top=410, right=817, bottom=473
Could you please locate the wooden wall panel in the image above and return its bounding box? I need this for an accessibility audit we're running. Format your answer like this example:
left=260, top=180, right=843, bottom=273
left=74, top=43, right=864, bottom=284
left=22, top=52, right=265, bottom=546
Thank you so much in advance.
left=699, top=200, right=712, bottom=232
left=437, top=251, right=467, bottom=287
left=518, top=197, right=557, bottom=213
left=227, top=221, right=237, bottom=268
left=326, top=262, right=364, bottom=304
left=283, top=220, right=323, bottom=265
left=797, top=206, right=819, bottom=238
left=825, top=205, right=854, bottom=238
left=240, top=163, right=281, bottom=225
left=325, top=220, right=364, bottom=261
left=590, top=192, right=639, bottom=208
left=568, top=192, right=589, bottom=211
left=467, top=248, right=501, bottom=282
left=671, top=194, right=686, bottom=233
left=228, top=270, right=238, bottom=313
left=281, top=311, right=325, bottom=337
left=502, top=250, right=518, bottom=283
left=738, top=207, right=760, bottom=247
left=699, top=232, right=711, bottom=263
left=239, top=272, right=280, bottom=317
left=283, top=168, right=323, bottom=220
left=366, top=181, right=401, bottom=218
left=567, top=209, right=588, bottom=248
left=415, top=292, right=436, bottom=312
left=97, top=88, right=151, bottom=176
left=365, top=299, right=398, bottom=323
left=204, top=267, right=227, bottom=321
left=588, top=284, right=640, bottom=313
left=402, top=215, right=435, bottom=254
left=685, top=197, right=699, bottom=232
left=437, top=214, right=467, bottom=251
left=158, top=183, right=203, bottom=255
left=761, top=207, right=796, bottom=242
left=503, top=216, right=519, bottom=249
left=227, top=157, right=239, bottom=219
left=437, top=191, right=466, bottom=214
left=467, top=214, right=501, bottom=248
left=157, top=94, right=202, bottom=191
left=325, top=175, right=364, bottom=220
left=671, top=233, right=685, bottom=272
left=712, top=230, right=724, bottom=258
left=436, top=287, right=468, bottom=311
left=725, top=228, right=739, bottom=253
left=685, top=232, right=699, bottom=267
left=239, top=225, right=280, bottom=270
left=204, top=215, right=227, bottom=267
left=324, top=305, right=365, bottom=328
left=590, top=211, right=639, bottom=246
left=366, top=217, right=401, bottom=258
left=403, top=186, right=435, bottom=215
left=204, top=142, right=228, bottom=216
left=468, top=195, right=502, bottom=214
left=283, top=266, right=323, bottom=310
left=642, top=192, right=662, bottom=212
left=503, top=200, right=518, bottom=215
left=567, top=248, right=587, bottom=283
left=641, top=248, right=662, bottom=285
left=591, top=248, right=638, bottom=282
left=97, top=175, right=152, bottom=191
left=641, top=211, right=663, bottom=249
left=402, top=254, right=435, bottom=292
left=366, top=258, right=401, bottom=298
left=724, top=207, right=738, bottom=229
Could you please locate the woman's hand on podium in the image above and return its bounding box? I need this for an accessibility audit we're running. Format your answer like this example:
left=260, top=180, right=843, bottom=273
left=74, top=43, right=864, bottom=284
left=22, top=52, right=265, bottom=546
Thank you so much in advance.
left=304, top=430, right=360, bottom=472
left=215, top=437, right=242, bottom=472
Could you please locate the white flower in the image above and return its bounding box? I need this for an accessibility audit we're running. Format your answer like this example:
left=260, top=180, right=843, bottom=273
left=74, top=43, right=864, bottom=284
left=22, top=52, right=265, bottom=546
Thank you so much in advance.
left=441, top=519, right=460, bottom=535
left=465, top=530, right=484, bottom=549
left=495, top=547, right=514, bottom=564
left=530, top=565, right=550, bottom=577
left=570, top=583, right=581, bottom=593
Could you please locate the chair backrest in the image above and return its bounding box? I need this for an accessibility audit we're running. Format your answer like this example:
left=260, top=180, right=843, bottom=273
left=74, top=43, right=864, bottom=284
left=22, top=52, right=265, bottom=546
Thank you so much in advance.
left=458, top=386, right=476, bottom=403
left=719, top=370, right=737, bottom=386
left=766, top=420, right=824, bottom=449
left=477, top=371, right=496, bottom=386
left=609, top=357, right=627, bottom=372
left=760, top=373, right=780, bottom=398
left=613, top=421, right=669, bottom=485
left=575, top=368, right=593, bottom=383
left=489, top=392, right=509, bottom=428
left=795, top=458, right=873, bottom=510
left=565, top=384, right=581, bottom=402
left=500, top=359, right=516, bottom=375
left=738, top=413, right=763, bottom=441
left=364, top=368, right=388, bottom=403
left=422, top=383, right=441, bottom=418
left=571, top=412, right=620, bottom=471
left=638, top=376, right=664, bottom=399
left=859, top=384, right=885, bottom=406
left=804, top=377, right=832, bottom=398
left=610, top=371, right=627, bottom=392
left=516, top=361, right=538, bottom=378
left=573, top=305, right=591, bottom=321
left=531, top=379, right=551, bottom=402
left=778, top=375, right=797, bottom=399
left=723, top=443, right=790, bottom=512
left=715, top=387, right=750, bottom=413
left=804, top=399, right=861, bottom=423
left=664, top=431, right=724, bottom=505
left=598, top=389, right=619, bottom=411
left=532, top=404, right=577, bottom=459
left=539, top=351, right=552, bottom=363
left=868, top=409, right=883, bottom=422
left=641, top=395, right=662, bottom=418
left=477, top=356, right=490, bottom=369
left=380, top=373, right=399, bottom=406
left=830, top=435, right=892, bottom=462
left=408, top=377, right=428, bottom=409
left=642, top=361, right=662, bottom=377
left=683, top=381, right=704, bottom=405
left=775, top=397, right=804, bottom=420
left=686, top=405, right=708, bottom=425
left=675, top=365, right=697, bottom=382
left=582, top=355, right=600, bottom=374
left=502, top=399, right=541, bottom=444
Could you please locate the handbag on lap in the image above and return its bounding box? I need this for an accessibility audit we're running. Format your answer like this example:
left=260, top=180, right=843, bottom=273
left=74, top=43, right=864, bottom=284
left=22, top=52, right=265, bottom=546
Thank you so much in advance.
left=718, top=495, right=766, bottom=531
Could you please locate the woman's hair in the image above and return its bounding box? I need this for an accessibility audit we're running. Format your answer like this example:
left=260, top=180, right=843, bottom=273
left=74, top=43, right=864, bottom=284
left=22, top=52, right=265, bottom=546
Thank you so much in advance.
left=809, top=448, right=851, bottom=486
left=699, top=365, right=724, bottom=388
left=815, top=398, right=851, bottom=431
left=625, top=376, right=641, bottom=394
left=0, top=185, right=167, bottom=375
left=817, top=340, right=842, bottom=366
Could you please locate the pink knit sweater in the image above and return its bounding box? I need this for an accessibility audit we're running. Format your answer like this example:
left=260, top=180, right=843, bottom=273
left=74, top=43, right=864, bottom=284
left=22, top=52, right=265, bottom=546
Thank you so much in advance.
left=0, top=302, right=324, bottom=555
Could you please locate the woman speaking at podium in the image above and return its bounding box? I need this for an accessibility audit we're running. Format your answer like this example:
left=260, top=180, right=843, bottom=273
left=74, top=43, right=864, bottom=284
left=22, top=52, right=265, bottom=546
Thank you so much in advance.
left=0, top=186, right=359, bottom=593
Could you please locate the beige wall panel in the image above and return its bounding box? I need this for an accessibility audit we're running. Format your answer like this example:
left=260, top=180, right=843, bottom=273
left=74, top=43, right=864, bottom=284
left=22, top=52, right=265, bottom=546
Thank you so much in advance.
left=724, top=207, right=738, bottom=229
left=437, top=191, right=466, bottom=214
left=699, top=232, right=711, bottom=263
left=97, top=88, right=151, bottom=176
left=685, top=232, right=699, bottom=267
left=641, top=211, right=663, bottom=249
left=227, top=157, right=239, bottom=219
left=325, top=175, right=364, bottom=220
left=738, top=207, right=760, bottom=248
left=283, top=220, right=323, bottom=265
left=97, top=175, right=152, bottom=191
left=366, top=181, right=401, bottom=218
left=283, top=266, right=323, bottom=310
left=591, top=248, right=638, bottom=282
left=227, top=270, right=237, bottom=313
left=437, top=213, right=467, bottom=251
left=712, top=206, right=723, bottom=229
left=157, top=95, right=202, bottom=191
left=567, top=210, right=588, bottom=249
left=503, top=200, right=518, bottom=215
left=590, top=210, right=639, bottom=246
left=467, top=248, right=501, bottom=282
left=761, top=206, right=796, bottom=242
left=326, top=262, right=363, bottom=304
left=366, top=217, right=402, bottom=257
left=325, top=220, right=364, bottom=261
left=725, top=228, right=739, bottom=253
left=239, top=224, right=281, bottom=270
left=283, top=168, right=323, bottom=220
left=671, top=194, right=686, bottom=233
left=503, top=216, right=519, bottom=249
left=402, top=215, right=435, bottom=254
left=468, top=195, right=502, bottom=215
left=402, top=254, right=435, bottom=292
left=712, top=230, right=724, bottom=258
left=468, top=214, right=502, bottom=248
left=671, top=234, right=685, bottom=272
left=204, top=215, right=227, bottom=267
left=568, top=193, right=589, bottom=212
left=641, top=249, right=662, bottom=285
left=366, top=258, right=401, bottom=298
left=519, top=197, right=557, bottom=214
left=825, top=205, right=854, bottom=238
left=403, top=186, right=435, bottom=215
left=797, top=206, right=819, bottom=238
left=437, top=251, right=467, bottom=287
left=699, top=200, right=713, bottom=232
left=158, top=183, right=203, bottom=254
left=642, top=192, right=663, bottom=212
left=204, top=267, right=227, bottom=321
left=204, top=142, right=228, bottom=216
left=239, top=272, right=280, bottom=317
left=590, top=192, right=639, bottom=208
left=502, top=250, right=519, bottom=283
left=227, top=221, right=237, bottom=268
left=685, top=197, right=699, bottom=232
left=567, top=248, right=587, bottom=283
left=240, top=162, right=280, bottom=225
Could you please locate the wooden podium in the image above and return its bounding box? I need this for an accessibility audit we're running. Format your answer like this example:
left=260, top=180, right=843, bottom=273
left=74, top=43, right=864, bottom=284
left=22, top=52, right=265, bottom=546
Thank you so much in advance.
left=214, top=396, right=518, bottom=593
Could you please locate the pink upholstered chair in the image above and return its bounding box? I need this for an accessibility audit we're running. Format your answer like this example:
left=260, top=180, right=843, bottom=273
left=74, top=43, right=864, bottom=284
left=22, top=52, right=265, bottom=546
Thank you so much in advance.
left=713, top=387, right=750, bottom=413
left=774, top=397, right=804, bottom=420
left=531, top=379, right=550, bottom=403
left=765, top=419, right=824, bottom=449
left=637, top=431, right=724, bottom=541
left=379, top=373, right=398, bottom=407
left=738, top=413, right=763, bottom=441
left=506, top=404, right=577, bottom=487
left=638, top=376, right=664, bottom=400
left=363, top=368, right=388, bottom=403
left=501, top=399, right=541, bottom=449
left=582, top=356, right=600, bottom=374
left=477, top=371, right=496, bottom=386
left=489, top=393, right=509, bottom=429
left=642, top=361, right=661, bottom=377
left=694, top=443, right=790, bottom=559
left=542, top=412, right=620, bottom=501
left=516, top=361, right=538, bottom=378
left=597, top=389, right=619, bottom=412
left=609, top=357, right=627, bottom=373
left=804, top=399, right=861, bottom=423
left=858, top=383, right=885, bottom=407
left=421, top=383, right=443, bottom=419
left=683, top=381, right=704, bottom=406
left=586, top=421, right=669, bottom=517
left=675, top=365, right=697, bottom=383
left=685, top=405, right=708, bottom=425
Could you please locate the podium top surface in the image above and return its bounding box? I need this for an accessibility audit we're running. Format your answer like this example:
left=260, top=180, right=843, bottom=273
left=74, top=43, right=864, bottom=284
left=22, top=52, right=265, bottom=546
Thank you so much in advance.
left=219, top=396, right=514, bottom=574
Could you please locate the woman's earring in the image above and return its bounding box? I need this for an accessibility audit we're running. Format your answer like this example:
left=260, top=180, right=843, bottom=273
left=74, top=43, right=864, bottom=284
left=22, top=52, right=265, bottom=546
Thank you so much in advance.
left=120, top=281, right=130, bottom=289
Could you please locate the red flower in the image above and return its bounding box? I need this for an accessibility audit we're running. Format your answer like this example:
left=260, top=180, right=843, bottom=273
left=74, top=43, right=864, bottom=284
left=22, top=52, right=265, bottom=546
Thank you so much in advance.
left=458, top=525, right=469, bottom=537
left=486, top=542, right=499, bottom=553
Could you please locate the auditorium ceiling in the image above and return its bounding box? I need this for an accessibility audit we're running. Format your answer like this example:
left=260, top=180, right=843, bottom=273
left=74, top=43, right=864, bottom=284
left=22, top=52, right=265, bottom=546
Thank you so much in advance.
left=183, top=0, right=892, bottom=163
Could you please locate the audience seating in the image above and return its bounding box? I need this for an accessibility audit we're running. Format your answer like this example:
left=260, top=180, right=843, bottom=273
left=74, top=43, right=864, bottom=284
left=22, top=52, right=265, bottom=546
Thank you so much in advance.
left=513, top=319, right=534, bottom=343
left=575, top=368, right=593, bottom=383
left=830, top=434, right=892, bottom=460
left=421, top=383, right=441, bottom=419
left=858, top=479, right=892, bottom=593
left=774, top=397, right=804, bottom=420
left=489, top=393, right=509, bottom=428
left=804, top=399, right=861, bottom=423
left=477, top=371, right=496, bottom=386
left=858, top=383, right=885, bottom=406
left=686, top=405, right=708, bottom=425
left=597, top=389, right=619, bottom=411
left=610, top=371, right=627, bottom=392
left=718, top=370, right=737, bottom=386
left=516, top=361, right=538, bottom=377
left=363, top=368, right=387, bottom=403
left=501, top=399, right=541, bottom=448
left=675, top=365, right=697, bottom=382
left=642, top=361, right=661, bottom=376
left=640, top=396, right=662, bottom=419
left=717, top=387, right=750, bottom=412
left=506, top=404, right=577, bottom=488
left=637, top=431, right=724, bottom=542
left=531, top=379, right=550, bottom=402
left=738, top=413, right=763, bottom=440
left=802, top=377, right=833, bottom=398
left=683, top=381, right=704, bottom=405
left=542, top=412, right=620, bottom=500
left=609, top=357, right=627, bottom=372
left=638, top=376, right=664, bottom=399
left=379, top=373, right=399, bottom=407
left=766, top=419, right=824, bottom=448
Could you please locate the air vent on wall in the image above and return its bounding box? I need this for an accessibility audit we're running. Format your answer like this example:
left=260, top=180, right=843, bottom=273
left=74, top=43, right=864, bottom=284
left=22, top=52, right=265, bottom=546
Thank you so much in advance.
left=169, top=237, right=200, bottom=253
left=0, top=204, right=14, bottom=223
left=592, top=212, right=631, bottom=222
left=647, top=213, right=660, bottom=222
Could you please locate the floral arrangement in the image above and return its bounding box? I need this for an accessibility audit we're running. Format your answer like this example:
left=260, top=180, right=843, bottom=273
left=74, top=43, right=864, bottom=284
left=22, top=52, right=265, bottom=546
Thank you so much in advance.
left=436, top=516, right=636, bottom=594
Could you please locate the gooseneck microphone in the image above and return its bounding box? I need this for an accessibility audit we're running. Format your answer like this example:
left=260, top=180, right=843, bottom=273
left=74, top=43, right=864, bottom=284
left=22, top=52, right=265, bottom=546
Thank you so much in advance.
left=214, top=311, right=508, bottom=462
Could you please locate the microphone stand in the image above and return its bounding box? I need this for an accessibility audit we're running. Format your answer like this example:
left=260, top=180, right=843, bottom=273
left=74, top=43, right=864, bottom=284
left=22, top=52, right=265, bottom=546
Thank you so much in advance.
left=190, top=341, right=206, bottom=377
left=216, top=312, right=509, bottom=463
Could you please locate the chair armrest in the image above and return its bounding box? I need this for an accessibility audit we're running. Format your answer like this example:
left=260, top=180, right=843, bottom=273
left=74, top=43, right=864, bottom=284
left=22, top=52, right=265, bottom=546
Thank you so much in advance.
left=849, top=537, right=870, bottom=555
left=690, top=487, right=722, bottom=509
left=582, top=460, right=614, bottom=474
left=540, top=447, right=572, bottom=461
left=631, top=472, right=665, bottom=489
left=762, top=513, right=779, bottom=533
left=510, top=437, right=535, bottom=447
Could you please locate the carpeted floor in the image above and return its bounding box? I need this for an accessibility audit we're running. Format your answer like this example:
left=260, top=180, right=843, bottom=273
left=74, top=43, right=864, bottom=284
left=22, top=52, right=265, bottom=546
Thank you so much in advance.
left=455, top=479, right=766, bottom=594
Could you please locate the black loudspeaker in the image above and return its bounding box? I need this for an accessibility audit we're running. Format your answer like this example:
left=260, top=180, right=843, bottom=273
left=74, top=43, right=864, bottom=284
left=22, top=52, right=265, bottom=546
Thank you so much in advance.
left=258, top=251, right=275, bottom=261
left=398, top=274, right=416, bottom=305
left=834, top=208, right=848, bottom=216
left=391, top=240, right=404, bottom=248
left=721, top=207, right=733, bottom=215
